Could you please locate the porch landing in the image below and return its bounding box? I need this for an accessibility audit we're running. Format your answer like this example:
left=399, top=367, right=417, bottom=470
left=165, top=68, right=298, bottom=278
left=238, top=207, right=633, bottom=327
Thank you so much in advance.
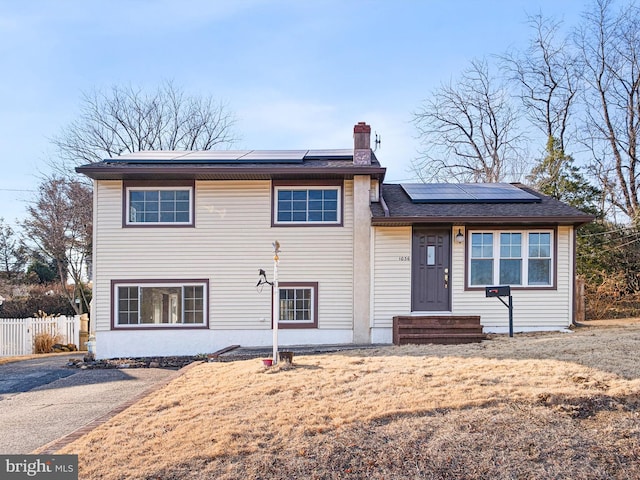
left=392, top=315, right=486, bottom=345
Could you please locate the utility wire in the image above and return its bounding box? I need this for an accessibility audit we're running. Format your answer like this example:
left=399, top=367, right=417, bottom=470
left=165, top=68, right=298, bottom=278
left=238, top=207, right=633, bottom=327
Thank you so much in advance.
left=579, top=226, right=638, bottom=237
left=577, top=234, right=640, bottom=257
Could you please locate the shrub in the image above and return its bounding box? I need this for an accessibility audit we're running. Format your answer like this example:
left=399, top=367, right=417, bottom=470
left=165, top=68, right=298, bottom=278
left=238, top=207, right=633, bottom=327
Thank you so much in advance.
left=585, top=272, right=640, bottom=320
left=33, top=331, right=63, bottom=354
left=0, top=292, right=75, bottom=318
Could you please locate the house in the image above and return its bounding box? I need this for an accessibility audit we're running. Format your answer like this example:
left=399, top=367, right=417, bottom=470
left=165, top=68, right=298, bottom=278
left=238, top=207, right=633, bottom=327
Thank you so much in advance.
left=76, top=122, right=594, bottom=358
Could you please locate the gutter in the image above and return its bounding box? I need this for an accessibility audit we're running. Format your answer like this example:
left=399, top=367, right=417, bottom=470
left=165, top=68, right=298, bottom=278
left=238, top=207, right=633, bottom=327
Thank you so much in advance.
left=75, top=165, right=387, bottom=181
left=371, top=215, right=596, bottom=226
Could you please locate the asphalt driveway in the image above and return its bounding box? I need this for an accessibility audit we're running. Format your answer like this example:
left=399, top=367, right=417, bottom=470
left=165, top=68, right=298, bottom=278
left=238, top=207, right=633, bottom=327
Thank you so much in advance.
left=0, top=354, right=178, bottom=454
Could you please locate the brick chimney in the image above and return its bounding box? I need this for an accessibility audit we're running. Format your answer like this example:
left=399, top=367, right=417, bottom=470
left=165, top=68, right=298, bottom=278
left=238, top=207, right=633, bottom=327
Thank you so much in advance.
left=353, top=122, right=371, bottom=165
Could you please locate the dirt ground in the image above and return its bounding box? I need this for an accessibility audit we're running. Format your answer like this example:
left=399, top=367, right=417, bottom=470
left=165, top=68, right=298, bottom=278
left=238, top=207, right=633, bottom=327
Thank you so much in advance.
left=54, top=319, right=640, bottom=479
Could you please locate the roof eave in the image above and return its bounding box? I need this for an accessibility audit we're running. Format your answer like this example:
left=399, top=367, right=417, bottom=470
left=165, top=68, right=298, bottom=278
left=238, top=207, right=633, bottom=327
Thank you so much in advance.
left=371, top=215, right=596, bottom=226
left=75, top=165, right=387, bottom=181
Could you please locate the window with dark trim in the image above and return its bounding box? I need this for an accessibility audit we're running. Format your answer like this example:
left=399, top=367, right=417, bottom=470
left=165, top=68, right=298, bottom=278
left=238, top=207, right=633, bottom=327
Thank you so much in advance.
left=113, top=281, right=207, bottom=327
left=277, top=282, right=318, bottom=328
left=468, top=230, right=553, bottom=287
left=125, top=185, right=193, bottom=226
left=274, top=186, right=341, bottom=225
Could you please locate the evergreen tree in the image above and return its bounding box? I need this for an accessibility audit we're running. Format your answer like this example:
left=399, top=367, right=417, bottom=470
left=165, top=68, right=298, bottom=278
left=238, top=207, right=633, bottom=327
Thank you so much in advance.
left=527, top=137, right=601, bottom=216
left=26, top=254, right=58, bottom=284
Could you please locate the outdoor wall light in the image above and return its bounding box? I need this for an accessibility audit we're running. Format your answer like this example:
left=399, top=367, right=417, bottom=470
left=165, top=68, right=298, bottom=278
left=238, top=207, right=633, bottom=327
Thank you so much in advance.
left=455, top=229, right=465, bottom=244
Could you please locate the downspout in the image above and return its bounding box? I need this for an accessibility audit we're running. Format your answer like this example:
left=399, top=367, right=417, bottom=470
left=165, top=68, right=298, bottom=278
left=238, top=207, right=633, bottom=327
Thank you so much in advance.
left=572, top=225, right=578, bottom=326
left=380, top=190, right=390, bottom=217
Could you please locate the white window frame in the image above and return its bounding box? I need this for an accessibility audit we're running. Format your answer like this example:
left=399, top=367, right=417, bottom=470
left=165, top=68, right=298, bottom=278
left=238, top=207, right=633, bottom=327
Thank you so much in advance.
left=468, top=229, right=554, bottom=288
left=113, top=281, right=207, bottom=328
left=126, top=186, right=193, bottom=226
left=274, top=185, right=341, bottom=225
left=277, top=282, right=318, bottom=328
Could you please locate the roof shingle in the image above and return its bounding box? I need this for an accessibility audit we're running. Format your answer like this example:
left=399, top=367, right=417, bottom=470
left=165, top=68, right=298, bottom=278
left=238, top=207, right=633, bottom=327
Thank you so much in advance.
left=372, top=183, right=594, bottom=225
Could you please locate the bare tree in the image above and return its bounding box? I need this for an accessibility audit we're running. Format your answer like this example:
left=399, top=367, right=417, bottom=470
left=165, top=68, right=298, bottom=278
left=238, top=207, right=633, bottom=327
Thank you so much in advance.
left=0, top=218, right=27, bottom=281
left=40, top=82, right=238, bottom=311
left=502, top=13, right=580, bottom=153
left=22, top=177, right=93, bottom=314
left=576, top=0, right=640, bottom=222
left=412, top=58, right=527, bottom=183
left=51, top=80, right=238, bottom=174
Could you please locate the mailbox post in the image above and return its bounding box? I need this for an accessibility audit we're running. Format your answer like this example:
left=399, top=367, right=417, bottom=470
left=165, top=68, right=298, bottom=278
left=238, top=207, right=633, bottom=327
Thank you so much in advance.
left=486, top=286, right=514, bottom=337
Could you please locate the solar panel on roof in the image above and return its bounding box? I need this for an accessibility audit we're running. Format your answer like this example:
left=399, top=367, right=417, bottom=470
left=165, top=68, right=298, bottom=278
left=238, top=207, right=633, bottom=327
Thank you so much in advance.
left=239, top=150, right=307, bottom=161
left=401, top=184, right=465, bottom=201
left=305, top=149, right=353, bottom=158
left=115, top=151, right=193, bottom=160
left=401, top=183, right=540, bottom=203
left=106, top=150, right=306, bottom=164
left=106, top=149, right=359, bottom=164
left=181, top=151, right=251, bottom=160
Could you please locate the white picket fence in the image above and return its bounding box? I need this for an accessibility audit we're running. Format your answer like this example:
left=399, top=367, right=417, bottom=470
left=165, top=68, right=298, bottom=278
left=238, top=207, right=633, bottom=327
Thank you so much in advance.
left=0, top=316, right=80, bottom=357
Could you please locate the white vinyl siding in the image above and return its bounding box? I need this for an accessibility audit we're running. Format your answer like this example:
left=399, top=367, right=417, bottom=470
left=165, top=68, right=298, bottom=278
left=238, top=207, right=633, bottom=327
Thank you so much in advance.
left=372, top=226, right=412, bottom=328
left=93, top=180, right=354, bottom=333
left=372, top=225, right=573, bottom=330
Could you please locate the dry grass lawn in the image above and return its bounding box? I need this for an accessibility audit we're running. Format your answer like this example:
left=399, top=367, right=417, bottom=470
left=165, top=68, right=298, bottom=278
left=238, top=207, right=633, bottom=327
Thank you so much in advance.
left=56, top=320, right=640, bottom=479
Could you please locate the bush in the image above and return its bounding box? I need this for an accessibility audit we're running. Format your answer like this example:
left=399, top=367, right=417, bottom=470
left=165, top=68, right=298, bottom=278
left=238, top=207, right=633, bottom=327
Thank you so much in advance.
left=0, top=292, right=75, bottom=318
left=585, top=272, right=640, bottom=320
left=33, top=331, right=63, bottom=354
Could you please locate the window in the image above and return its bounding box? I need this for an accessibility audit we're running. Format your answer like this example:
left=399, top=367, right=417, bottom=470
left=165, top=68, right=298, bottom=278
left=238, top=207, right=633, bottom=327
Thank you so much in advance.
left=470, top=233, right=494, bottom=285
left=528, top=233, right=552, bottom=285
left=469, top=230, right=553, bottom=287
left=274, top=186, right=341, bottom=225
left=126, top=186, right=193, bottom=225
left=499, top=233, right=522, bottom=285
left=113, top=281, right=207, bottom=327
left=277, top=282, right=318, bottom=328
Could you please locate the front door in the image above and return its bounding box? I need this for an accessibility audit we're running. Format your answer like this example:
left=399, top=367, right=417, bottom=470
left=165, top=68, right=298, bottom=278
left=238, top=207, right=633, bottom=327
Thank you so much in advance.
left=412, top=227, right=451, bottom=311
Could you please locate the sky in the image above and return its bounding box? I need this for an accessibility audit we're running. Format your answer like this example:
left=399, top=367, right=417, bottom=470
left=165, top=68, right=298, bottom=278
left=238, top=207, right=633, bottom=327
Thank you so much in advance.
left=0, top=0, right=588, bottom=228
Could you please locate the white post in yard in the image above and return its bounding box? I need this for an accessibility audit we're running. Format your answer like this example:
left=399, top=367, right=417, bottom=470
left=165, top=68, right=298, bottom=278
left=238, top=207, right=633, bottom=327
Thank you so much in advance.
left=25, top=317, right=33, bottom=355
left=272, top=241, right=280, bottom=365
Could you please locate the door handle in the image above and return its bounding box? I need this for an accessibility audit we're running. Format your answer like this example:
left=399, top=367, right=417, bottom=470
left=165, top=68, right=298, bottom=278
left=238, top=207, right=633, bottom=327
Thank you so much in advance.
left=444, top=268, right=449, bottom=289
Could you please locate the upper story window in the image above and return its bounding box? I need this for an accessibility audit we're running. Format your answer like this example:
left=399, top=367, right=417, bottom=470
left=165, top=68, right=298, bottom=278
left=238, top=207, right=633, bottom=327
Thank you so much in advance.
left=273, top=183, right=342, bottom=225
left=274, top=186, right=341, bottom=225
left=124, top=183, right=194, bottom=226
left=468, top=230, right=554, bottom=288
